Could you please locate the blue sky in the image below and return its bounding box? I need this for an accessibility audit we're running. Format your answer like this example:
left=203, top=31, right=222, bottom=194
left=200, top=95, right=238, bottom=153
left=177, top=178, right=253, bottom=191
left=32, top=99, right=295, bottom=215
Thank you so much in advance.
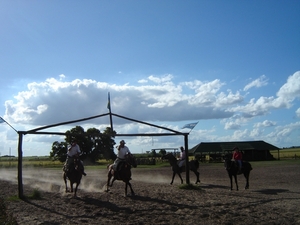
left=0, top=0, right=299, bottom=156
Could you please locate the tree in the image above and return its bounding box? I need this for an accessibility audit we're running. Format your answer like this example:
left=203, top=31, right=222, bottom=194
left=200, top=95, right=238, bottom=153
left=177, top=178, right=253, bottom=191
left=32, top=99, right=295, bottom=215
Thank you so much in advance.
left=101, top=127, right=117, bottom=160
left=50, top=126, right=117, bottom=163
left=50, top=141, right=68, bottom=162
left=159, top=149, right=166, bottom=156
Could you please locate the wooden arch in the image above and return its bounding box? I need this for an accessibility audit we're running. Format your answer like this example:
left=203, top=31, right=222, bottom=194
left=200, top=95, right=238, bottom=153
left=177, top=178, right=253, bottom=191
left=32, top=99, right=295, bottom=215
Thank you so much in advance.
left=17, top=112, right=190, bottom=198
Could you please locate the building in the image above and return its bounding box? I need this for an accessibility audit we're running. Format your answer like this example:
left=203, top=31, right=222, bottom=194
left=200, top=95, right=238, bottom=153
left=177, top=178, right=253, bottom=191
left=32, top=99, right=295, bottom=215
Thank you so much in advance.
left=191, top=140, right=279, bottom=161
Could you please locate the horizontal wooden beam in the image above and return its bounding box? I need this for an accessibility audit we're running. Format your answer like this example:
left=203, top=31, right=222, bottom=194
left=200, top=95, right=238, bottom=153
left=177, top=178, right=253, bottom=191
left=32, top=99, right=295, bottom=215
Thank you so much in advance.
left=22, top=131, right=188, bottom=137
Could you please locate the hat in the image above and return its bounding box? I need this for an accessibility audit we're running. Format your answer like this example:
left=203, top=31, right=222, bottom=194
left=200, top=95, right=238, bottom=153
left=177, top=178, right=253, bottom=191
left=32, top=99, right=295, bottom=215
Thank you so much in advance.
left=120, top=140, right=126, bottom=144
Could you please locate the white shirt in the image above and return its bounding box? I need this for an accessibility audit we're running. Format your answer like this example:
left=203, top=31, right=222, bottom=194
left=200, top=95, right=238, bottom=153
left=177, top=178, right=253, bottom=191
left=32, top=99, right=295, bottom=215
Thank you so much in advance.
left=67, top=144, right=81, bottom=157
left=117, top=146, right=130, bottom=159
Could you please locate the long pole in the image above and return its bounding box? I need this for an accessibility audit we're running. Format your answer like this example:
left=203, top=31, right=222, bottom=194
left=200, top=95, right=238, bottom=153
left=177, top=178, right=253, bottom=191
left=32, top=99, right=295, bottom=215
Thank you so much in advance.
left=184, top=134, right=190, bottom=184
left=107, top=92, right=114, bottom=132
left=18, top=133, right=24, bottom=199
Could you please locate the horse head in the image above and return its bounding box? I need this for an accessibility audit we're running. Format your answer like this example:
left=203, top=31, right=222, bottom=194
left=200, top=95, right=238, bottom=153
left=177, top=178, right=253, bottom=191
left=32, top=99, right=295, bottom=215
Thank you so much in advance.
left=223, top=155, right=234, bottom=170
left=125, top=154, right=137, bottom=168
left=162, top=153, right=176, bottom=161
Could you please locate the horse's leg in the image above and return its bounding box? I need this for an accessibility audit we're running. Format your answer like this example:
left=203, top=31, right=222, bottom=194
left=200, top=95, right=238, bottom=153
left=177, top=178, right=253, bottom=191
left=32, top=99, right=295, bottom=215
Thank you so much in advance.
left=110, top=177, right=116, bottom=187
left=74, top=183, right=79, bottom=198
left=234, top=174, right=238, bottom=191
left=177, top=172, right=183, bottom=184
left=170, top=172, right=176, bottom=185
left=106, top=171, right=112, bottom=191
left=244, top=171, right=250, bottom=189
left=70, top=181, right=74, bottom=193
left=192, top=169, right=200, bottom=184
left=127, top=181, right=135, bottom=196
left=228, top=174, right=233, bottom=190
left=63, top=173, right=68, bottom=193
left=124, top=182, right=128, bottom=197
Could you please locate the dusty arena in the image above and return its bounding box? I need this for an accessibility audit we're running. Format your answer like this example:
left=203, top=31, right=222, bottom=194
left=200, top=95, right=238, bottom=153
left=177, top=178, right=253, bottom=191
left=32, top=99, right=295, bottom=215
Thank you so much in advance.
left=0, top=161, right=300, bottom=225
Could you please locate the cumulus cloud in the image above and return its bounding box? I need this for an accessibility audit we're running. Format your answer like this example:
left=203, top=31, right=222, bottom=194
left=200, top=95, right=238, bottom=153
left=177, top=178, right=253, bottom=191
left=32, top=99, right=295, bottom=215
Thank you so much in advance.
left=243, top=75, right=268, bottom=91
left=3, top=75, right=234, bottom=126
left=228, top=72, right=300, bottom=118
left=296, top=108, right=300, bottom=118
left=3, top=71, right=300, bottom=147
left=254, top=120, right=276, bottom=128
left=2, top=71, right=300, bottom=155
left=277, top=71, right=300, bottom=101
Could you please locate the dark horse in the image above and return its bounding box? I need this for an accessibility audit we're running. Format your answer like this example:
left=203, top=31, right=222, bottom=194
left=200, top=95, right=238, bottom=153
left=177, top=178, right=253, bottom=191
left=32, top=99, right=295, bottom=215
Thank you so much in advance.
left=63, top=157, right=83, bottom=197
left=106, top=154, right=137, bottom=197
left=224, top=155, right=252, bottom=190
left=162, top=153, right=200, bottom=185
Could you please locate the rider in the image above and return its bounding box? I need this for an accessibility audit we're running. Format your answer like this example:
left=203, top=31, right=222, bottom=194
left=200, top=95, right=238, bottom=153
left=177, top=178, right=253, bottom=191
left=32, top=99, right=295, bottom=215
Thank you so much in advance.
left=111, top=140, right=131, bottom=173
left=232, top=147, right=242, bottom=172
left=178, top=146, right=186, bottom=168
left=64, top=139, right=86, bottom=176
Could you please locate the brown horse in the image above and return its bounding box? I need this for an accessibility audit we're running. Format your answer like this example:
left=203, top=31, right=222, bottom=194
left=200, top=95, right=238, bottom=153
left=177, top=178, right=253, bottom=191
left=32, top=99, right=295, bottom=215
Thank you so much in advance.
left=106, top=154, right=137, bottom=197
left=63, top=158, right=83, bottom=197
left=162, top=153, right=200, bottom=185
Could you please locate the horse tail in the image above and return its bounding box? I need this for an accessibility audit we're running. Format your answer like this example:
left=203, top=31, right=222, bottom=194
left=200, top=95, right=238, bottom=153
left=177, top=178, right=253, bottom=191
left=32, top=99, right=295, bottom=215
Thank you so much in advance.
left=244, top=161, right=252, bottom=171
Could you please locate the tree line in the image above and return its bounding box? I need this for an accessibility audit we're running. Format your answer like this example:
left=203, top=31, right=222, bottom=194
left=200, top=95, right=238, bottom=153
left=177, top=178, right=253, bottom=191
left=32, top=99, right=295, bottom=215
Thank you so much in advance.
left=50, top=126, right=117, bottom=163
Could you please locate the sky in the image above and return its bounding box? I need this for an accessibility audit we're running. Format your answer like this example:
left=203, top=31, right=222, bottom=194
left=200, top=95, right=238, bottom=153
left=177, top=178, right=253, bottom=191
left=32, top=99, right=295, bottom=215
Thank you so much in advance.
left=0, top=0, right=299, bottom=157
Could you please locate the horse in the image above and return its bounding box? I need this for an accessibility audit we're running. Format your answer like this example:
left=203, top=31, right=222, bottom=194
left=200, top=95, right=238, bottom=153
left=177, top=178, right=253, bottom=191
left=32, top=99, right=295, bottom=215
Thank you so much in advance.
left=224, top=155, right=252, bottom=191
left=106, top=154, right=137, bottom=197
left=162, top=153, right=200, bottom=185
left=63, top=157, right=83, bottom=197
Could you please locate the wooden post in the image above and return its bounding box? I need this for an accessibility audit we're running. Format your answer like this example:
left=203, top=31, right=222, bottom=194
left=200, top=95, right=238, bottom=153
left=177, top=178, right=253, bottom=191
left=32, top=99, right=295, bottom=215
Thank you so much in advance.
left=184, top=134, right=190, bottom=184
left=17, top=132, right=24, bottom=199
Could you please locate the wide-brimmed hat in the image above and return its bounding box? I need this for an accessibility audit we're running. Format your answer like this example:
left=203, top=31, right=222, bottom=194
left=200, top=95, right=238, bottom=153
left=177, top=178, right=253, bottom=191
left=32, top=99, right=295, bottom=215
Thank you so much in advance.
left=120, top=140, right=126, bottom=144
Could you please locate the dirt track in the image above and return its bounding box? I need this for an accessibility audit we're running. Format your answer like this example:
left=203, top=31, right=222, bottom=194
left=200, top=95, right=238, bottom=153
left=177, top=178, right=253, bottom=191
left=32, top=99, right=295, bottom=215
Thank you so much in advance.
left=1, top=162, right=300, bottom=225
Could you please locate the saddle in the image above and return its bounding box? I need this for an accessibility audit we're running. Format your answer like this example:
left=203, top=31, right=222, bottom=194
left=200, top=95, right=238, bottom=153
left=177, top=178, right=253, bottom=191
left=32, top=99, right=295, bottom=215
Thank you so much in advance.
left=110, top=161, right=131, bottom=180
left=64, top=158, right=80, bottom=174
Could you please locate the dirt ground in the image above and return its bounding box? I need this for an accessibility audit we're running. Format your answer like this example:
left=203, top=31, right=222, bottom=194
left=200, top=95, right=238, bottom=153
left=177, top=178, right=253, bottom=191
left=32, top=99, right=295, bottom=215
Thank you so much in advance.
left=0, top=162, right=300, bottom=225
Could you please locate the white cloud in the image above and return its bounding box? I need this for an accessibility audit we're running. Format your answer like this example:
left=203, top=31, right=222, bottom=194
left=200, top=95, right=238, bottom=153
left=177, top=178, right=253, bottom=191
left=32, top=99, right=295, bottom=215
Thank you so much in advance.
left=224, top=121, right=241, bottom=130
left=296, top=108, right=300, bottom=118
left=2, top=71, right=300, bottom=155
left=138, top=79, right=148, bottom=84
left=277, top=71, right=300, bottom=101
left=243, top=75, right=268, bottom=91
left=254, top=120, right=276, bottom=128
left=59, top=74, right=65, bottom=80
left=148, top=74, right=173, bottom=84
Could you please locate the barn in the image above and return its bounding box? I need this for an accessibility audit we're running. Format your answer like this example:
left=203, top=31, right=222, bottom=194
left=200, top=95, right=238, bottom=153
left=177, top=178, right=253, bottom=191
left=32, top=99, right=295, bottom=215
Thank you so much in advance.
left=191, top=140, right=279, bottom=161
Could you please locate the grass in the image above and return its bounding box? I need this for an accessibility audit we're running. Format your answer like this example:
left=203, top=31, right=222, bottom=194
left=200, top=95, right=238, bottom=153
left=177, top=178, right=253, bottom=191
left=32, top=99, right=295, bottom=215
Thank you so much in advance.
left=270, top=148, right=300, bottom=159
left=0, top=149, right=300, bottom=169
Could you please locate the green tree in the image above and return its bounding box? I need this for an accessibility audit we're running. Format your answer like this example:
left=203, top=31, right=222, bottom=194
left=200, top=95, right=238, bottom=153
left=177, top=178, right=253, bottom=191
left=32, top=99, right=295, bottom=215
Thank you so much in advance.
left=151, top=149, right=157, bottom=158
left=101, top=127, right=117, bottom=160
left=159, top=149, right=166, bottom=156
left=50, top=126, right=117, bottom=163
left=50, top=141, right=68, bottom=162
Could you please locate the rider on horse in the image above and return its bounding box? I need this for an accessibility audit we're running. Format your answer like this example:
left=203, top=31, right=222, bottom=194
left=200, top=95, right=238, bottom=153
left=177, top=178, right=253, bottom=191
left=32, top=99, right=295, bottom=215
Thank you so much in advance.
left=109, top=140, right=132, bottom=177
left=177, top=146, right=186, bottom=168
left=232, top=146, right=242, bottom=173
left=64, top=139, right=86, bottom=176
